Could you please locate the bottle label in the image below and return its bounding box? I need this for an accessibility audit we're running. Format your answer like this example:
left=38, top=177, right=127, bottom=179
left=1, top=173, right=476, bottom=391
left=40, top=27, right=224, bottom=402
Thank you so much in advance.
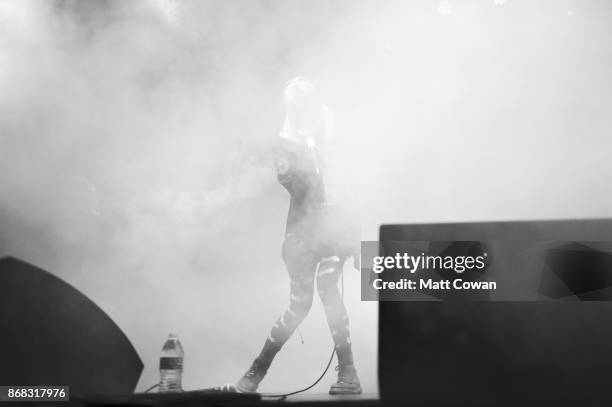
left=160, top=357, right=183, bottom=370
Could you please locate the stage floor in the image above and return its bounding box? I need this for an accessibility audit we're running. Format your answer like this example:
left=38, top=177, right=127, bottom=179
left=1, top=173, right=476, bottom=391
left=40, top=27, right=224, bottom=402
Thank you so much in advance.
left=278, top=393, right=379, bottom=402
left=73, top=390, right=380, bottom=406
left=262, top=392, right=380, bottom=406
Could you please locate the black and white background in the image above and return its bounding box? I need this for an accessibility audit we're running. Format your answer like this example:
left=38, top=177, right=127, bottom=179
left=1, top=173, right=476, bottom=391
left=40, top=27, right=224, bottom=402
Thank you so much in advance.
left=1, top=0, right=611, bottom=396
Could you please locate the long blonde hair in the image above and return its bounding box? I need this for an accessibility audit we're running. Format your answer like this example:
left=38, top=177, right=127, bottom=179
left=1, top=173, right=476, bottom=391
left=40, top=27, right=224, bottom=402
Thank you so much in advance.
left=280, top=77, right=334, bottom=145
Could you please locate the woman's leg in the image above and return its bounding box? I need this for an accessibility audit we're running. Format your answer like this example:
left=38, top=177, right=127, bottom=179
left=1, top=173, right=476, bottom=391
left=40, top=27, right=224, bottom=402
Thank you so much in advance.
left=316, top=256, right=362, bottom=394
left=237, top=234, right=317, bottom=392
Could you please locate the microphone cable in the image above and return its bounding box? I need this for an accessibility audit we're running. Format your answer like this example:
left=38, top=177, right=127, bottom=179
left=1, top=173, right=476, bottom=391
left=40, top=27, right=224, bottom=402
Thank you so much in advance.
left=260, top=267, right=345, bottom=400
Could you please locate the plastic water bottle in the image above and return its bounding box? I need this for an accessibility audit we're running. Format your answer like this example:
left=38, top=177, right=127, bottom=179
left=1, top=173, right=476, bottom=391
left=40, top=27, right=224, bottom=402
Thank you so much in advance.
left=159, top=334, right=184, bottom=392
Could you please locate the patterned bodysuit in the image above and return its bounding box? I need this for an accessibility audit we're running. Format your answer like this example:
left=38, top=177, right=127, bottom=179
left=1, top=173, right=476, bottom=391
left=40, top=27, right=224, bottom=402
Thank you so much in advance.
left=262, top=136, right=356, bottom=367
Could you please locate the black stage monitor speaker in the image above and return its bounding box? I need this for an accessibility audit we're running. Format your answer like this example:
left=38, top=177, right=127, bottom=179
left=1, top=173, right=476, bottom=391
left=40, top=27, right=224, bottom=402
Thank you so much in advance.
left=0, top=257, right=143, bottom=395
left=379, top=219, right=612, bottom=407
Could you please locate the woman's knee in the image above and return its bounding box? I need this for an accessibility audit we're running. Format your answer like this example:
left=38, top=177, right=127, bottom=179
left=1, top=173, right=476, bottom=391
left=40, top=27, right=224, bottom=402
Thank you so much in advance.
left=316, top=259, right=342, bottom=299
left=289, top=279, right=315, bottom=318
left=290, top=292, right=314, bottom=319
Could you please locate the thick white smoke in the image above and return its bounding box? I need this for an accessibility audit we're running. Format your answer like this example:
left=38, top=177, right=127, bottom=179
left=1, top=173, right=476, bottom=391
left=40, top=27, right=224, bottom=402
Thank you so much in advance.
left=1, top=0, right=611, bottom=395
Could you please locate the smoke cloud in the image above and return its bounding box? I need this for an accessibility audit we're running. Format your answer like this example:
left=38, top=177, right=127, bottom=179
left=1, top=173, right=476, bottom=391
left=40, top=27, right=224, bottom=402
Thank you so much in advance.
left=1, top=0, right=611, bottom=394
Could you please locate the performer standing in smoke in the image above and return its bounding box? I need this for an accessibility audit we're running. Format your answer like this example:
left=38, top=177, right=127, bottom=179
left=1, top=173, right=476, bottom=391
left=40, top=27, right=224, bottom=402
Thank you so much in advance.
left=236, top=78, right=362, bottom=395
